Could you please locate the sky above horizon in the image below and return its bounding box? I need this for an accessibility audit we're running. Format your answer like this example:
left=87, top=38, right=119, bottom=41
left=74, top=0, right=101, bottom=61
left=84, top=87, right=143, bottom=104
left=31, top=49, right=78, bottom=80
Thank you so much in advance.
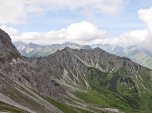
left=0, top=0, right=152, bottom=50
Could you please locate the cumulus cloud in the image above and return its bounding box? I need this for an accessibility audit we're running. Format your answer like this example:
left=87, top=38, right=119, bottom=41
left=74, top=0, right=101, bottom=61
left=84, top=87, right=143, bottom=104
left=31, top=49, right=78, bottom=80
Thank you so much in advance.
left=65, top=21, right=107, bottom=41
left=0, top=25, right=18, bottom=36
left=0, top=20, right=150, bottom=48
left=0, top=0, right=124, bottom=24
left=0, top=21, right=108, bottom=45
left=0, top=0, right=43, bottom=24
left=118, top=30, right=148, bottom=47
left=138, top=7, right=152, bottom=50
left=97, top=7, right=152, bottom=49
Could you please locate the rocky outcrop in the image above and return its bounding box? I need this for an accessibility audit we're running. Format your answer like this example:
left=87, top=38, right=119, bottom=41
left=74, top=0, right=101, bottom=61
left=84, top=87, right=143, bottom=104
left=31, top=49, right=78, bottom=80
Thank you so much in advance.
left=0, top=29, right=21, bottom=62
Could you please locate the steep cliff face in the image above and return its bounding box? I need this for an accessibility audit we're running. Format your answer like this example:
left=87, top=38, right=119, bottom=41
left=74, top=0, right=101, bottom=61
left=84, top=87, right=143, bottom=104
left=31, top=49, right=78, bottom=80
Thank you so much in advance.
left=0, top=29, right=21, bottom=62
left=0, top=29, right=152, bottom=113
left=0, top=29, right=65, bottom=113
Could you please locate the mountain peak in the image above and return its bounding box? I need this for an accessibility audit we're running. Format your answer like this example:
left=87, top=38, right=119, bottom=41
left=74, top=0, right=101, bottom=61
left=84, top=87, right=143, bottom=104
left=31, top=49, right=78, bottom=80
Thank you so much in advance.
left=93, top=47, right=108, bottom=53
left=94, top=47, right=102, bottom=51
left=64, top=46, right=73, bottom=50
left=62, top=42, right=79, bottom=45
left=0, top=29, right=21, bottom=62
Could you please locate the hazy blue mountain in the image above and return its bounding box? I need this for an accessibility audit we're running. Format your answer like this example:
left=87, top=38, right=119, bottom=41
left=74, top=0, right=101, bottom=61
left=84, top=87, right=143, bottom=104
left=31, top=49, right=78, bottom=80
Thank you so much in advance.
left=14, top=41, right=92, bottom=57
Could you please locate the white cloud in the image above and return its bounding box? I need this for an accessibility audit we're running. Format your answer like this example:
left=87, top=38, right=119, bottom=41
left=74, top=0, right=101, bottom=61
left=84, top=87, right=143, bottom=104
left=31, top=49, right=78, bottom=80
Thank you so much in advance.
left=138, top=7, right=152, bottom=30
left=0, top=25, right=18, bottom=36
left=0, top=0, right=26, bottom=24
left=65, top=21, right=107, bottom=41
left=138, top=7, right=152, bottom=50
left=0, top=0, right=43, bottom=24
left=2, top=21, right=146, bottom=47
left=97, top=7, right=152, bottom=49
left=90, top=29, right=148, bottom=46
left=0, top=0, right=124, bottom=24
left=119, top=30, right=148, bottom=46
left=0, top=21, right=108, bottom=45
left=101, top=7, right=152, bottom=50
left=0, top=20, right=149, bottom=48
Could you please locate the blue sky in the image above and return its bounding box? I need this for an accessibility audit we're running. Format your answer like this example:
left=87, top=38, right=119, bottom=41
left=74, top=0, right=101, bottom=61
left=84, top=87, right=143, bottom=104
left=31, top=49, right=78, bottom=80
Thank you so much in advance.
left=0, top=0, right=152, bottom=50
left=3, top=0, right=151, bottom=35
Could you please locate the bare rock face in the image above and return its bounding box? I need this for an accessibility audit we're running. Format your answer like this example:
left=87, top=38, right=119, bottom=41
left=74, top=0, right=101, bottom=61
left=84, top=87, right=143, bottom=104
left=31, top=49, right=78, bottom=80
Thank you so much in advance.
left=0, top=29, right=64, bottom=113
left=0, top=29, right=21, bottom=62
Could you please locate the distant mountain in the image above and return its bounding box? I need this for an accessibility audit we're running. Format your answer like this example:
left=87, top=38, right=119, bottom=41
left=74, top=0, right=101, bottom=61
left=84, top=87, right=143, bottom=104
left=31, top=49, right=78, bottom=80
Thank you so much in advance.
left=1, top=29, right=152, bottom=113
left=14, top=41, right=92, bottom=57
left=14, top=41, right=152, bottom=70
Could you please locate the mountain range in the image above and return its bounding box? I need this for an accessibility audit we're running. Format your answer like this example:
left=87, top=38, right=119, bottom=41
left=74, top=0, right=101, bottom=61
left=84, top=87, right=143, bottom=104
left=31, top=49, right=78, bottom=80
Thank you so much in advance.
left=13, top=42, right=92, bottom=57
left=0, top=29, right=152, bottom=113
left=14, top=42, right=152, bottom=70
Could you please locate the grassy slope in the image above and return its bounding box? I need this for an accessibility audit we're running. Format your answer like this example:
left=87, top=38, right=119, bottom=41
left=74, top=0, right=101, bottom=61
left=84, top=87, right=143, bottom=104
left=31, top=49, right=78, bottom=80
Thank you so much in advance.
left=43, top=96, right=94, bottom=113
left=73, top=67, right=152, bottom=113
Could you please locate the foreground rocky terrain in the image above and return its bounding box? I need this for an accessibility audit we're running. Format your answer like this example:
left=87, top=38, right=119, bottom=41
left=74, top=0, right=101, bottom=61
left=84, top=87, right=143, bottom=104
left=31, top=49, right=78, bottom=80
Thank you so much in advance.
left=0, top=29, right=152, bottom=113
